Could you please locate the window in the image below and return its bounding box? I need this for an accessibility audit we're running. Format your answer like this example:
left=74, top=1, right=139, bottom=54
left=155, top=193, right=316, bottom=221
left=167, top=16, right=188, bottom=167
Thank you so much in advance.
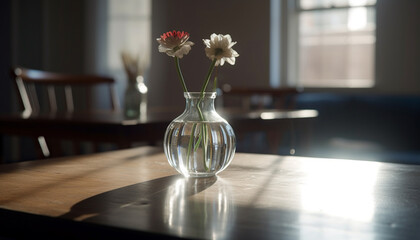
left=85, top=0, right=151, bottom=108
left=270, top=0, right=376, bottom=88
left=107, top=0, right=151, bottom=72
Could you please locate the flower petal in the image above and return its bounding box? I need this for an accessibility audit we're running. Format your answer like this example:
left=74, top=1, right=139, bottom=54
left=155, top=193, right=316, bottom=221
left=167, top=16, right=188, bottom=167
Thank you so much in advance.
left=158, top=45, right=172, bottom=53
left=203, top=39, right=211, bottom=48
left=157, top=30, right=193, bottom=58
left=175, top=44, right=192, bottom=58
left=203, top=33, right=239, bottom=66
left=226, top=57, right=236, bottom=65
left=219, top=58, right=225, bottom=66
left=231, top=49, right=239, bottom=57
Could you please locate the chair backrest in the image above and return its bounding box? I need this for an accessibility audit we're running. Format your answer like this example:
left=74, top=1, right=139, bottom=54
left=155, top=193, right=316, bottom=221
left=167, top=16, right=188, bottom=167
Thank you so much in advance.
left=11, top=66, right=120, bottom=114
left=221, top=84, right=303, bottom=110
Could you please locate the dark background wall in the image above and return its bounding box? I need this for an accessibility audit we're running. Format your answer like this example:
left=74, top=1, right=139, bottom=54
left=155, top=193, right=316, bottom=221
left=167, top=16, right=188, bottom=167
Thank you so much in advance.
left=0, top=0, right=12, bottom=114
left=10, top=0, right=85, bottom=73
left=375, top=0, right=420, bottom=93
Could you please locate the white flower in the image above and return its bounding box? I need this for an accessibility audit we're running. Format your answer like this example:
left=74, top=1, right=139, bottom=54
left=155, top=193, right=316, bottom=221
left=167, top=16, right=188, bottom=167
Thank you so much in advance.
left=203, top=33, right=239, bottom=66
left=156, top=31, right=194, bottom=58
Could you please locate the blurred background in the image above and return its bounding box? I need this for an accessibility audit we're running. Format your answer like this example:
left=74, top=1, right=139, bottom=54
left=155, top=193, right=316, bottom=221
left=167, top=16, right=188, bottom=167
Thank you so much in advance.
left=1, top=0, right=419, bottom=162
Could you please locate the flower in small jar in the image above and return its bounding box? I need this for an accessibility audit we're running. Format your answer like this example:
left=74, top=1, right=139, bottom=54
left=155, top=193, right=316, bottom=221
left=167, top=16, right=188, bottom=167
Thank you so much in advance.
left=157, top=31, right=194, bottom=58
left=203, top=33, right=239, bottom=66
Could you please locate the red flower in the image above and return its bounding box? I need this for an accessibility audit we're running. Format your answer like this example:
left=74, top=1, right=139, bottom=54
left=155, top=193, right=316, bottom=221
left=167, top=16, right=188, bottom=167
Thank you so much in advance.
left=160, top=31, right=189, bottom=41
left=157, top=30, right=194, bottom=58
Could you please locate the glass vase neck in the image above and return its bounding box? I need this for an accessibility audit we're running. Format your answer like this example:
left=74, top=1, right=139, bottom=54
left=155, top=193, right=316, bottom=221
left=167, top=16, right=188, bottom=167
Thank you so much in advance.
left=183, top=92, right=217, bottom=99
left=183, top=92, right=216, bottom=112
left=177, top=92, right=222, bottom=122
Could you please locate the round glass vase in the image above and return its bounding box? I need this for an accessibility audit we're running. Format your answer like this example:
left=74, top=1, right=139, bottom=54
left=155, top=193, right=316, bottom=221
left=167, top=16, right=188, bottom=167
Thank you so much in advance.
left=164, top=92, right=236, bottom=178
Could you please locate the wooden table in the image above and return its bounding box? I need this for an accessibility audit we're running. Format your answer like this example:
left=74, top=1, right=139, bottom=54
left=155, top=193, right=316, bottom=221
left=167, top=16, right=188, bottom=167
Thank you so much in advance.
left=0, top=109, right=317, bottom=160
left=0, top=110, right=174, bottom=147
left=1, top=146, right=419, bottom=239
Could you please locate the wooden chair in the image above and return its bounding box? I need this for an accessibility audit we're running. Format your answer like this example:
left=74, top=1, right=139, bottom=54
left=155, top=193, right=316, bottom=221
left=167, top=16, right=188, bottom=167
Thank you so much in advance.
left=11, top=66, right=120, bottom=159
left=221, top=84, right=302, bottom=110
left=220, top=85, right=304, bottom=154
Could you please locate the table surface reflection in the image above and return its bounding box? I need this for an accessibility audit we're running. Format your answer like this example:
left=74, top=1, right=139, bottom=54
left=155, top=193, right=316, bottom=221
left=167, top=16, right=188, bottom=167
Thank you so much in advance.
left=1, top=146, right=419, bottom=239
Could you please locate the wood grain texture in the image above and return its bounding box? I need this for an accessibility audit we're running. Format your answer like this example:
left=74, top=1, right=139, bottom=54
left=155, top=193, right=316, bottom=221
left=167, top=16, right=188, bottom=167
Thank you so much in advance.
left=1, top=146, right=419, bottom=239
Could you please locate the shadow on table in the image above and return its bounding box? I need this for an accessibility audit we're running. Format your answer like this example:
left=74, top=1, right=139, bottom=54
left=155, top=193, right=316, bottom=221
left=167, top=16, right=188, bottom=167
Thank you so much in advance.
left=60, top=175, right=216, bottom=219
left=57, top=171, right=420, bottom=240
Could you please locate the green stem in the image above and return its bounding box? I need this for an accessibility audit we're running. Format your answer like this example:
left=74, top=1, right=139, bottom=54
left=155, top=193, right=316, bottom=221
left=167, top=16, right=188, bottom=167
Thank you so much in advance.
left=200, top=59, right=217, bottom=95
left=195, top=59, right=217, bottom=171
left=194, top=128, right=202, bottom=151
left=186, top=123, right=197, bottom=167
left=185, top=59, right=217, bottom=172
left=197, top=59, right=217, bottom=119
left=202, top=123, right=209, bottom=170
left=212, top=66, right=219, bottom=91
left=175, top=57, right=188, bottom=92
left=195, top=102, right=209, bottom=170
left=213, top=76, right=218, bottom=92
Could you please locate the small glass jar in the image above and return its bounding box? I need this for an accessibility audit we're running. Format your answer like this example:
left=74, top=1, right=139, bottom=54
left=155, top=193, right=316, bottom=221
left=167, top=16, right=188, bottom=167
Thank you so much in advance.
left=124, top=76, right=148, bottom=119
